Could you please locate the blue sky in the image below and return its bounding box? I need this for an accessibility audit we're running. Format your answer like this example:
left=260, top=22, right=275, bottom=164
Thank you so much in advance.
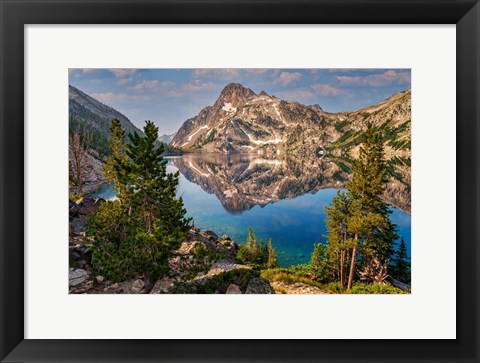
left=69, top=68, right=411, bottom=135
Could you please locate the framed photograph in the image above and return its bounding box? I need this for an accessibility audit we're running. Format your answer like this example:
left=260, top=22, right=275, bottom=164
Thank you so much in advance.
left=1, top=0, right=479, bottom=362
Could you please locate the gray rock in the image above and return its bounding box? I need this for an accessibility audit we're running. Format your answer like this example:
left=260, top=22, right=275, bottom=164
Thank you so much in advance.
left=69, top=269, right=87, bottom=286
left=392, top=278, right=411, bottom=291
left=203, top=230, right=218, bottom=241
left=70, top=215, right=86, bottom=235
left=96, top=275, right=105, bottom=283
left=150, top=278, right=175, bottom=294
left=226, top=284, right=242, bottom=294
left=245, top=277, right=275, bottom=294
left=76, top=197, right=105, bottom=215
left=69, top=201, right=79, bottom=218
left=132, top=279, right=145, bottom=292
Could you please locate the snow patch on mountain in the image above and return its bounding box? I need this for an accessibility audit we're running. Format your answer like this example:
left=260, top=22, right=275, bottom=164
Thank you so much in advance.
left=187, top=125, right=209, bottom=142
left=222, top=102, right=237, bottom=113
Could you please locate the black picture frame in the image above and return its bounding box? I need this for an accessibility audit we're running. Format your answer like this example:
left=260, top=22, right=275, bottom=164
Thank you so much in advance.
left=1, top=1, right=479, bottom=362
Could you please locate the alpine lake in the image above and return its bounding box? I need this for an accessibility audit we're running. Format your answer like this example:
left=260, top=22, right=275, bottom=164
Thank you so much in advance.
left=91, top=153, right=411, bottom=267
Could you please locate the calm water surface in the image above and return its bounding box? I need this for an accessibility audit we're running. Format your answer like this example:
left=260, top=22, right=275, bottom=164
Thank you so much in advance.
left=92, top=154, right=411, bottom=267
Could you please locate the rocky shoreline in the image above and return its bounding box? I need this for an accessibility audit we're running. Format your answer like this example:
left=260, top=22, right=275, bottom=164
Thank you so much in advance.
left=69, top=197, right=276, bottom=294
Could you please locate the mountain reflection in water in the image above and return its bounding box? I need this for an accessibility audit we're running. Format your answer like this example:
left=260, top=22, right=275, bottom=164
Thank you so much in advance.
left=92, top=153, right=411, bottom=266
left=171, top=153, right=411, bottom=214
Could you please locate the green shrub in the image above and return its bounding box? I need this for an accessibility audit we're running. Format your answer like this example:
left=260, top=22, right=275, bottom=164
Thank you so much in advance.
left=323, top=281, right=345, bottom=294
left=260, top=268, right=325, bottom=290
left=346, top=281, right=408, bottom=294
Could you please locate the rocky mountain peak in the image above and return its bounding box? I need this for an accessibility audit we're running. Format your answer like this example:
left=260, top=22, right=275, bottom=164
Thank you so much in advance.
left=309, top=104, right=324, bottom=112
left=216, top=83, right=256, bottom=107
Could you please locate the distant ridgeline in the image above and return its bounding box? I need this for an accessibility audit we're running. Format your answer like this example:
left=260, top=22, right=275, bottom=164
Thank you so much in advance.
left=69, top=85, right=177, bottom=159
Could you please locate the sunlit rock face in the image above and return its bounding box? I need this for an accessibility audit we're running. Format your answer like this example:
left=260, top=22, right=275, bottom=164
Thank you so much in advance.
left=171, top=83, right=411, bottom=162
left=170, top=83, right=335, bottom=156
left=173, top=153, right=410, bottom=214
left=171, top=83, right=411, bottom=214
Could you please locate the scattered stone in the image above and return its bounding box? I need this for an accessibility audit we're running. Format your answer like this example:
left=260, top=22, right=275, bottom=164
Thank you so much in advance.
left=69, top=201, right=79, bottom=218
left=226, top=284, right=242, bottom=294
left=150, top=277, right=175, bottom=294
left=70, top=215, right=86, bottom=235
left=76, top=197, right=105, bottom=215
left=270, top=281, right=327, bottom=294
left=110, top=283, right=119, bottom=289
left=96, top=275, right=105, bottom=283
left=132, top=279, right=145, bottom=292
left=245, top=277, right=275, bottom=294
left=69, top=269, right=87, bottom=287
left=192, top=261, right=251, bottom=286
left=203, top=230, right=218, bottom=241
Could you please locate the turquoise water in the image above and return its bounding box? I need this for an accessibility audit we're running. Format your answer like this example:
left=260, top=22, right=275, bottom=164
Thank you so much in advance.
left=91, top=156, right=411, bottom=267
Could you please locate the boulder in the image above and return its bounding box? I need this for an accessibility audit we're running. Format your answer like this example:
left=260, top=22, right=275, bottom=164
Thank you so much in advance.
left=226, top=284, right=242, bottom=294
left=132, top=279, right=145, bottom=292
left=117, top=278, right=146, bottom=294
left=69, top=269, right=88, bottom=287
left=150, top=277, right=175, bottom=294
left=203, top=230, right=218, bottom=241
left=76, top=197, right=105, bottom=215
left=245, top=277, right=275, bottom=294
left=70, top=215, right=86, bottom=235
left=192, top=261, right=251, bottom=286
left=69, top=201, right=79, bottom=218
left=391, top=278, right=411, bottom=291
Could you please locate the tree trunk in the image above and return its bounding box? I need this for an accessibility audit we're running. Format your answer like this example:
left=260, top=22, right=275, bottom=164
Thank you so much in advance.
left=340, top=250, right=345, bottom=287
left=347, top=236, right=358, bottom=290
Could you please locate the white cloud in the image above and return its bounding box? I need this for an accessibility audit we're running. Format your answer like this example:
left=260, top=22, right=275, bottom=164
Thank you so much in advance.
left=167, top=90, right=182, bottom=98
left=311, top=83, right=342, bottom=96
left=133, top=80, right=160, bottom=91
left=336, top=70, right=411, bottom=87
left=183, top=81, right=216, bottom=92
left=90, top=92, right=149, bottom=104
left=193, top=69, right=240, bottom=79
left=109, top=69, right=138, bottom=78
left=117, top=78, right=133, bottom=86
left=277, top=89, right=314, bottom=101
left=277, top=71, right=302, bottom=85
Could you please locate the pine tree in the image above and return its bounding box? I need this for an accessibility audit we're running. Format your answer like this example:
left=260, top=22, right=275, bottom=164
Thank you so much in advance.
left=310, top=243, right=329, bottom=281
left=344, top=121, right=398, bottom=289
left=236, top=227, right=268, bottom=267
left=391, top=238, right=410, bottom=283
left=69, top=132, right=88, bottom=196
left=246, top=227, right=258, bottom=251
left=88, top=120, right=191, bottom=281
left=325, top=190, right=351, bottom=286
left=267, top=238, right=278, bottom=269
left=103, top=119, right=129, bottom=199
